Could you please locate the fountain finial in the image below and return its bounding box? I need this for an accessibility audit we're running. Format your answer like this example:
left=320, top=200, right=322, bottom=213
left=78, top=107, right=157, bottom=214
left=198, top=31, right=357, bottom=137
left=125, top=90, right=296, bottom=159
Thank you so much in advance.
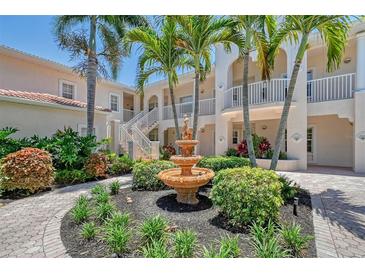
left=182, top=114, right=193, bottom=141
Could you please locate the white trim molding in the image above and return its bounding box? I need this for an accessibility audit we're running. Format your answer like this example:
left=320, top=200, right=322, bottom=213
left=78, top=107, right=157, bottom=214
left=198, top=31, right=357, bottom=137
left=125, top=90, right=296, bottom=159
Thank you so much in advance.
left=109, top=92, right=121, bottom=113
left=58, top=79, right=77, bottom=99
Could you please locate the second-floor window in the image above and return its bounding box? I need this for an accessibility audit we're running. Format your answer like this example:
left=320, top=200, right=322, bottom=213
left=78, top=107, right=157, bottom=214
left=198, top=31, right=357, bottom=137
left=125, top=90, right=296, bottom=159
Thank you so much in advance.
left=109, top=93, right=120, bottom=112
left=59, top=80, right=76, bottom=99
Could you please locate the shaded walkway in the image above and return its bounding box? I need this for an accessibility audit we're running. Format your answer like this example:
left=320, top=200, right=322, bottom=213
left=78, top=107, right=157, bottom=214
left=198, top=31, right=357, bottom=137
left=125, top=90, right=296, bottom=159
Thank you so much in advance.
left=281, top=167, right=365, bottom=258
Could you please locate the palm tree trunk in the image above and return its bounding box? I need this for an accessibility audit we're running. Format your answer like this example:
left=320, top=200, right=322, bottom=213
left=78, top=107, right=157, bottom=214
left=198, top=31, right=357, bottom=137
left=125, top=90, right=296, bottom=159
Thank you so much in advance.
left=192, top=71, right=200, bottom=139
left=270, top=33, right=309, bottom=170
left=242, top=51, right=257, bottom=167
left=86, top=15, right=97, bottom=136
left=169, top=83, right=180, bottom=152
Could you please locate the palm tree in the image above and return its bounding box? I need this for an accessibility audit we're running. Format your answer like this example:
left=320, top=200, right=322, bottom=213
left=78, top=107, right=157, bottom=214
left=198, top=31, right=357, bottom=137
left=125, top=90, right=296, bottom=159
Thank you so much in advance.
left=173, top=16, right=234, bottom=139
left=126, top=17, right=190, bottom=143
left=269, top=16, right=351, bottom=170
left=54, top=15, right=148, bottom=135
left=229, top=16, right=276, bottom=167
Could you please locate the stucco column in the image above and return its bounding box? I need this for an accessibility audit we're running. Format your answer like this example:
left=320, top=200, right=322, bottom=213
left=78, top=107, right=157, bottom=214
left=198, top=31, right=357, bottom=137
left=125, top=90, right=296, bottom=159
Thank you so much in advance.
left=214, top=44, right=239, bottom=155
left=133, top=93, right=141, bottom=114
left=109, top=119, right=121, bottom=154
left=283, top=41, right=308, bottom=170
left=353, top=32, right=365, bottom=173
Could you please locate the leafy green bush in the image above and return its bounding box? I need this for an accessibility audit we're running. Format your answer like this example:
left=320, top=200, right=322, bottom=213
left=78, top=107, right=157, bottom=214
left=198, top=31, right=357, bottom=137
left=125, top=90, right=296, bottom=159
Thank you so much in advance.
left=203, top=235, right=240, bottom=258
left=109, top=180, right=121, bottom=195
left=142, top=239, right=170, bottom=258
left=265, top=149, right=288, bottom=160
left=225, top=147, right=238, bottom=157
left=250, top=221, right=289, bottom=258
left=211, top=167, right=283, bottom=225
left=109, top=155, right=134, bottom=175
left=174, top=230, right=197, bottom=258
left=96, top=202, right=115, bottom=222
left=55, top=169, right=92, bottom=185
left=280, top=223, right=313, bottom=257
left=140, top=215, right=168, bottom=244
left=71, top=196, right=91, bottom=224
left=279, top=176, right=299, bottom=202
left=132, top=160, right=176, bottom=191
left=105, top=225, right=130, bottom=255
left=197, top=156, right=250, bottom=173
left=0, top=147, right=54, bottom=193
left=0, top=127, right=29, bottom=159
left=81, top=222, right=97, bottom=240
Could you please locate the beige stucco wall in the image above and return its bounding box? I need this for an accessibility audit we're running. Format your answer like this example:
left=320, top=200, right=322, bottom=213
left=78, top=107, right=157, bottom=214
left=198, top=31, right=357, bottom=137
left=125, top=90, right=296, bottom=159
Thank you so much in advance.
left=0, top=101, right=109, bottom=141
left=0, top=51, right=138, bottom=121
left=163, top=75, right=215, bottom=106
left=197, top=124, right=215, bottom=156
left=308, top=115, right=353, bottom=167
left=307, top=39, right=357, bottom=79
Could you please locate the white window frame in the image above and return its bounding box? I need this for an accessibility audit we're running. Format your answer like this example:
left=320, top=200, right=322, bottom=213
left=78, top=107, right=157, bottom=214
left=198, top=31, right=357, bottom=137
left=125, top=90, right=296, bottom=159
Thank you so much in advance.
left=77, top=124, right=98, bottom=138
left=109, top=93, right=121, bottom=113
left=179, top=95, right=193, bottom=104
left=59, top=79, right=77, bottom=99
left=232, top=129, right=239, bottom=145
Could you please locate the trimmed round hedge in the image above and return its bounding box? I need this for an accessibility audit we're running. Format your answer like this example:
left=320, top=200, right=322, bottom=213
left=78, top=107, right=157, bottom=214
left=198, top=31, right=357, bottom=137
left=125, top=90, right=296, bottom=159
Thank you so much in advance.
left=210, top=167, right=283, bottom=225
left=132, top=160, right=176, bottom=191
left=196, top=156, right=250, bottom=172
left=0, top=147, right=54, bottom=193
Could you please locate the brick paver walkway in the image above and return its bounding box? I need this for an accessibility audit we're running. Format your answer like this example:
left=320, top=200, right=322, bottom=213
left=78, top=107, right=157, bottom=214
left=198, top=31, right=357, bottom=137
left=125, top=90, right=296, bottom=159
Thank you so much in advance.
left=0, top=175, right=132, bottom=258
left=281, top=166, right=365, bottom=258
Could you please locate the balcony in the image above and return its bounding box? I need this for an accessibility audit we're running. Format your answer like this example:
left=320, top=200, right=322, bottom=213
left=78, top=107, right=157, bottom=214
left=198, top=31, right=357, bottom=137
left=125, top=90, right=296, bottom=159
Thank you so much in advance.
left=223, top=73, right=356, bottom=111
left=162, top=98, right=215, bottom=120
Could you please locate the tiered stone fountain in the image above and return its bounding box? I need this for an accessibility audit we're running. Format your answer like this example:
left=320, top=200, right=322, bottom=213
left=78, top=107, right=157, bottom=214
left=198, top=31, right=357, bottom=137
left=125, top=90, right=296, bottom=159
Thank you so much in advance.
left=158, top=116, right=214, bottom=205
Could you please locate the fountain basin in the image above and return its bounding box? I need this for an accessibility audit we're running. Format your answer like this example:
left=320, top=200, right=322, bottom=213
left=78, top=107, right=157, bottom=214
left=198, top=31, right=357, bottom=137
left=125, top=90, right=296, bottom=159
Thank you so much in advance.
left=157, top=167, right=214, bottom=204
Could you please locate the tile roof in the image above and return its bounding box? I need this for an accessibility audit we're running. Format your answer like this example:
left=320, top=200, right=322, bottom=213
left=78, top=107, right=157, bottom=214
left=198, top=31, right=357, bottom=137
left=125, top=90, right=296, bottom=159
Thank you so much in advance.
left=0, top=89, right=111, bottom=112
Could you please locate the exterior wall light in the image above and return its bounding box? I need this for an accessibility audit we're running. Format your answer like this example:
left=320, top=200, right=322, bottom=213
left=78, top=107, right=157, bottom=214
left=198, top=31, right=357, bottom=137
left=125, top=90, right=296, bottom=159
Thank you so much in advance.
left=261, top=125, right=268, bottom=130
left=344, top=57, right=351, bottom=64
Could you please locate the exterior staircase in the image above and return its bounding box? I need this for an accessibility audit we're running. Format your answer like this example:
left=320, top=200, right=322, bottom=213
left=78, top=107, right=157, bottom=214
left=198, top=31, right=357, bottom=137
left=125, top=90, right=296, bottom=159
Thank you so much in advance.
left=120, top=107, right=159, bottom=159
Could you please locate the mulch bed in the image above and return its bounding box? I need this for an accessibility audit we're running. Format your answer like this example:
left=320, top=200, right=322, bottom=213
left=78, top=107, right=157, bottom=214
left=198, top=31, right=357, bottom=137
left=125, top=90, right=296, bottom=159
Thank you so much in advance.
left=61, top=186, right=316, bottom=258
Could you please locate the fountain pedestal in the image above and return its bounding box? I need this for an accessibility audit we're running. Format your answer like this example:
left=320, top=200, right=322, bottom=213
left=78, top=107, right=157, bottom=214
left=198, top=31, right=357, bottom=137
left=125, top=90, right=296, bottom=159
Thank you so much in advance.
left=157, top=116, right=214, bottom=205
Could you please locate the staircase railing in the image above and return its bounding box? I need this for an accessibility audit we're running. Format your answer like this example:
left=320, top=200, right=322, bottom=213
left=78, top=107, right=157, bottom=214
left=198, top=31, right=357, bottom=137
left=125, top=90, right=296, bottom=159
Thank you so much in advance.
left=120, top=110, right=147, bottom=149
left=131, top=124, right=153, bottom=155
left=135, top=107, right=159, bottom=132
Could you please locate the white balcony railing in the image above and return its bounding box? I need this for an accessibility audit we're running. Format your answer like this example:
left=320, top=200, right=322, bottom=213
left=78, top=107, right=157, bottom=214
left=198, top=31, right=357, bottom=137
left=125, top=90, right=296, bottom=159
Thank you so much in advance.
left=307, top=73, right=355, bottom=103
left=123, top=109, right=134, bottom=122
left=162, top=98, right=215, bottom=120
left=224, top=79, right=288, bottom=109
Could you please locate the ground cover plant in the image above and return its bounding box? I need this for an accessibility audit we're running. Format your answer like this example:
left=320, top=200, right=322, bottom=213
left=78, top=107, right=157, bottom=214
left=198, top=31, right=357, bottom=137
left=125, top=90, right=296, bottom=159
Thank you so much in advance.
left=197, top=156, right=250, bottom=172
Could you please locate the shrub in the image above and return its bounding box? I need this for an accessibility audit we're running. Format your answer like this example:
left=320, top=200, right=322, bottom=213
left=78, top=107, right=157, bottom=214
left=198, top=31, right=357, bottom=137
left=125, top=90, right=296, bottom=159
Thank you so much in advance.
left=81, top=222, right=97, bottom=240
left=84, top=152, right=108, bottom=178
left=142, top=239, right=170, bottom=258
left=160, top=144, right=176, bottom=160
left=174, top=230, right=197, bottom=258
left=0, top=148, right=54, bottom=193
left=265, top=149, right=288, bottom=160
left=140, top=215, right=168, bottom=244
left=237, top=134, right=272, bottom=159
left=109, top=155, right=134, bottom=175
left=71, top=196, right=91, bottom=224
left=197, top=156, right=250, bottom=173
left=105, top=225, right=130, bottom=255
left=202, top=235, right=240, bottom=258
left=279, top=176, right=299, bottom=202
left=250, top=221, right=289, bottom=258
left=0, top=127, right=29, bottom=159
left=55, top=169, right=92, bottom=185
left=109, top=180, right=121, bottom=195
left=225, top=147, right=238, bottom=157
left=95, top=191, right=110, bottom=205
left=91, top=184, right=107, bottom=196
left=105, top=212, right=130, bottom=229
left=96, top=202, right=115, bottom=222
left=211, top=167, right=283, bottom=225
left=280, top=223, right=313, bottom=257
left=132, top=160, right=176, bottom=191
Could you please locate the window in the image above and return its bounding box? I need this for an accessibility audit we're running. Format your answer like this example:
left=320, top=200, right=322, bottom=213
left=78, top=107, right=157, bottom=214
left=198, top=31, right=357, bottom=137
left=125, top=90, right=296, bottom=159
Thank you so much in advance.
left=232, top=130, right=239, bottom=144
left=180, top=95, right=193, bottom=116
left=307, top=127, right=313, bottom=153
left=307, top=70, right=314, bottom=98
left=284, top=129, right=287, bottom=152
left=180, top=95, right=193, bottom=104
left=109, top=93, right=120, bottom=112
left=59, top=80, right=76, bottom=99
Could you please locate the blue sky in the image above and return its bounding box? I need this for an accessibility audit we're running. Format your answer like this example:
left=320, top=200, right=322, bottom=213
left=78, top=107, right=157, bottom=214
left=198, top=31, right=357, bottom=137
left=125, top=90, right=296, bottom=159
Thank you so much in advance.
left=0, top=15, right=146, bottom=87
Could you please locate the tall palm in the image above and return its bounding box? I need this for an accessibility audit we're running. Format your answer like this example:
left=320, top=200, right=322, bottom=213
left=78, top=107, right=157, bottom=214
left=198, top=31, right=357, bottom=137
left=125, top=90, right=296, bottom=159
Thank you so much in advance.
left=173, top=16, right=234, bottom=139
left=269, top=16, right=351, bottom=170
left=126, top=17, right=190, bottom=143
left=229, top=16, right=276, bottom=167
left=54, top=15, right=148, bottom=135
